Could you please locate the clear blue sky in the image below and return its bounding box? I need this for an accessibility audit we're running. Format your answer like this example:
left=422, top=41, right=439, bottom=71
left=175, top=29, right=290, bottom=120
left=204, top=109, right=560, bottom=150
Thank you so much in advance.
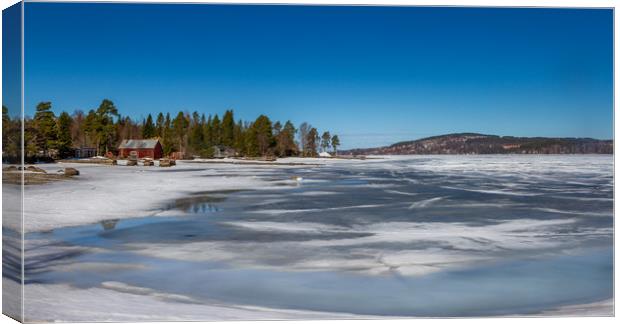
left=2, top=2, right=21, bottom=118
left=19, top=3, right=613, bottom=149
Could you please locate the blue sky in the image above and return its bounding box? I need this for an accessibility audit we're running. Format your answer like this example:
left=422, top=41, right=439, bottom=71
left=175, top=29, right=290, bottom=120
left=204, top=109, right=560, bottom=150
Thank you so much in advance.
left=2, top=2, right=21, bottom=118
left=18, top=3, right=613, bottom=149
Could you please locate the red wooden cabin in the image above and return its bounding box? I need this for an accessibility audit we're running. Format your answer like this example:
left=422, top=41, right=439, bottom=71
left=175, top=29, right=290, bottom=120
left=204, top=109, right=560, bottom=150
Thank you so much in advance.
left=118, top=139, right=163, bottom=160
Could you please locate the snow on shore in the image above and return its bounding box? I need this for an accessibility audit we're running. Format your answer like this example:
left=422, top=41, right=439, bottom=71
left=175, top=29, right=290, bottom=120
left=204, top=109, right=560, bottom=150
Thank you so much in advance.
left=2, top=278, right=360, bottom=322
left=16, top=159, right=335, bottom=233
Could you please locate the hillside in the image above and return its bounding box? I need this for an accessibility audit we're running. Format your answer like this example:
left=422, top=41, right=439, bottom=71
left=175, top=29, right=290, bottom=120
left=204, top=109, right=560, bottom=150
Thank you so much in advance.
left=342, top=133, right=613, bottom=155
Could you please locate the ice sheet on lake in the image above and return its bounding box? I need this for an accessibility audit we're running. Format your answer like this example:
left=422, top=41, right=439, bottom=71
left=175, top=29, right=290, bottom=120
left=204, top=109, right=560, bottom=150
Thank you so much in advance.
left=127, top=217, right=608, bottom=276
left=17, top=155, right=614, bottom=318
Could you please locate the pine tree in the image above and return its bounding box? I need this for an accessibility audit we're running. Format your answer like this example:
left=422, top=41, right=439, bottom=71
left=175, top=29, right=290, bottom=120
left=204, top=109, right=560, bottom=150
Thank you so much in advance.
left=245, top=115, right=274, bottom=157
left=233, top=119, right=245, bottom=153
left=173, top=111, right=189, bottom=155
left=221, top=110, right=235, bottom=147
left=93, top=99, right=119, bottom=155
left=305, top=127, right=319, bottom=157
left=83, top=109, right=98, bottom=151
left=34, top=102, right=58, bottom=157
left=283, top=121, right=298, bottom=156
left=56, top=112, right=73, bottom=158
left=202, top=115, right=212, bottom=148
left=331, top=134, right=340, bottom=155
left=243, top=123, right=257, bottom=157
left=142, top=114, right=156, bottom=139
left=162, top=112, right=175, bottom=156
left=155, top=112, right=165, bottom=138
left=275, top=120, right=298, bottom=157
left=211, top=114, right=221, bottom=145
left=321, top=131, right=331, bottom=153
left=188, top=111, right=204, bottom=155
left=198, top=113, right=213, bottom=157
left=24, top=118, right=38, bottom=161
left=273, top=121, right=282, bottom=135
left=2, top=105, right=20, bottom=162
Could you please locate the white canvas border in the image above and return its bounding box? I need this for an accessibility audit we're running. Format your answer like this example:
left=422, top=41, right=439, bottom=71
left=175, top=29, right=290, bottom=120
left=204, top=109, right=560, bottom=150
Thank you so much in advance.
left=0, top=1, right=616, bottom=324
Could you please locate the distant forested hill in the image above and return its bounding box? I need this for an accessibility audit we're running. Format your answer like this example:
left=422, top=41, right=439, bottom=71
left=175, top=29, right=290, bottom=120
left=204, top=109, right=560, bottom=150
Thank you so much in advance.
left=342, top=133, right=613, bottom=155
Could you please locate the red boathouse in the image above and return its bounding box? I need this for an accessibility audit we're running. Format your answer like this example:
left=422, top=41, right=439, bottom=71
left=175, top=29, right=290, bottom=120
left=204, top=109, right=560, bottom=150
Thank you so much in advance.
left=118, top=139, right=163, bottom=159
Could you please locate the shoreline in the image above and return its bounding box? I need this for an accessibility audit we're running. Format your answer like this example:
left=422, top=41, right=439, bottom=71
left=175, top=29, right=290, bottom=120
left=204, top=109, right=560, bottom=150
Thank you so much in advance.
left=185, top=158, right=324, bottom=166
left=10, top=161, right=300, bottom=233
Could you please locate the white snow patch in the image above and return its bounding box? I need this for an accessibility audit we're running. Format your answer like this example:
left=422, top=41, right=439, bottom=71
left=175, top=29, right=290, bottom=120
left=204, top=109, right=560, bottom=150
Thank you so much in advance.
left=19, top=162, right=292, bottom=232
left=292, top=190, right=339, bottom=196
left=536, top=298, right=613, bottom=316
left=223, top=221, right=350, bottom=234
left=249, top=203, right=388, bottom=215
left=384, top=189, right=419, bottom=196
left=408, top=196, right=445, bottom=209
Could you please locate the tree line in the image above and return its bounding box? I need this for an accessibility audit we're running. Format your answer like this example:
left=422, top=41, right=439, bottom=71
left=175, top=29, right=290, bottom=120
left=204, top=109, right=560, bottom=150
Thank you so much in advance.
left=2, top=99, right=341, bottom=162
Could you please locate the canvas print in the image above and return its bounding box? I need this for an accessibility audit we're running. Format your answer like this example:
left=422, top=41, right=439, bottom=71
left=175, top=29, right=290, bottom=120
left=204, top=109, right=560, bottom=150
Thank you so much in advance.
left=1, top=2, right=614, bottom=322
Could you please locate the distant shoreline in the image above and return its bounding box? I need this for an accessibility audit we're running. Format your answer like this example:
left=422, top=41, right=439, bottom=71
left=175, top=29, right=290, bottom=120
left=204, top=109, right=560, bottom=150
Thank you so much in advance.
left=342, top=133, right=613, bottom=155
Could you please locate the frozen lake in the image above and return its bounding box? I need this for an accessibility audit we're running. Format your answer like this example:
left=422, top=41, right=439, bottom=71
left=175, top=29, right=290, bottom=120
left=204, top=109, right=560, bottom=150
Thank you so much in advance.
left=13, top=155, right=614, bottom=320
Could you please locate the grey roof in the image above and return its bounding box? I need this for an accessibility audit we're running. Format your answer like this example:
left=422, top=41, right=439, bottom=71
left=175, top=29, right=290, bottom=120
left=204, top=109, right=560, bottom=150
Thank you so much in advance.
left=118, top=139, right=160, bottom=149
